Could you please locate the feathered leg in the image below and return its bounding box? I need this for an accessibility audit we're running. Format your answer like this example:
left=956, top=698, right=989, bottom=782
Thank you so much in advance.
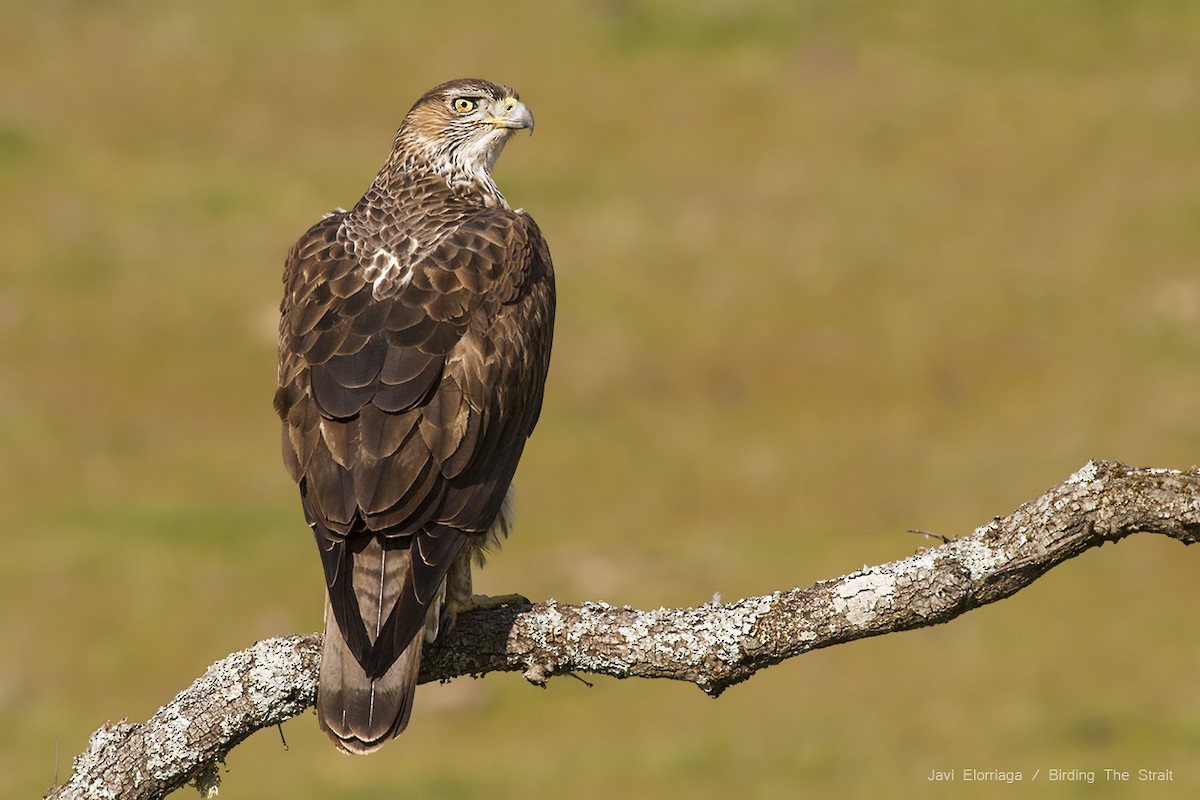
left=442, top=543, right=529, bottom=627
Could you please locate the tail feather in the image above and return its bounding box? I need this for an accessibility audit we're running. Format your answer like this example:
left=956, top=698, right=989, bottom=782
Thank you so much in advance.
left=318, top=594, right=422, bottom=754
left=314, top=527, right=468, bottom=753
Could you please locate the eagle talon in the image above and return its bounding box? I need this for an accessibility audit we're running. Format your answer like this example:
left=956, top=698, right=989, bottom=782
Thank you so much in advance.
left=443, top=593, right=531, bottom=629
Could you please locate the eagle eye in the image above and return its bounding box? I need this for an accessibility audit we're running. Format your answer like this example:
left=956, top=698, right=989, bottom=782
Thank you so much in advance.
left=452, top=97, right=478, bottom=115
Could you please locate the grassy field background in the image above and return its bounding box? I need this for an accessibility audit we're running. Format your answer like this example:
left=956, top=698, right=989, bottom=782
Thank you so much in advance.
left=4, top=1, right=1200, bottom=797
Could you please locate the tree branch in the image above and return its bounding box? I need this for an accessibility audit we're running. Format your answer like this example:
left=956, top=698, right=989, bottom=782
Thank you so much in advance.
left=46, top=460, right=1200, bottom=799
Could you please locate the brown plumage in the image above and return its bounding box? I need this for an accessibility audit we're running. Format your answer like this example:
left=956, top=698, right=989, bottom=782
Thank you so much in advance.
left=275, top=79, right=554, bottom=753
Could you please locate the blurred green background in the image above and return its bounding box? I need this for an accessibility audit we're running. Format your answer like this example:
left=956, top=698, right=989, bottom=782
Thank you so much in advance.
left=4, top=1, right=1200, bottom=797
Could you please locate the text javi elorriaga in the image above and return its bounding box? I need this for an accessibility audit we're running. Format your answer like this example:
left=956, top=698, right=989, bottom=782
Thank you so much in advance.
left=927, top=768, right=1174, bottom=784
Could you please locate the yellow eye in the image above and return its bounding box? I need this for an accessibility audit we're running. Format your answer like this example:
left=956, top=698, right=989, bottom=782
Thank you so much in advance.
left=453, top=97, right=477, bottom=114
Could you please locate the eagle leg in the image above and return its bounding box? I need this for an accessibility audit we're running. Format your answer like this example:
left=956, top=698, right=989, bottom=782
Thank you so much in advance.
left=442, top=550, right=530, bottom=630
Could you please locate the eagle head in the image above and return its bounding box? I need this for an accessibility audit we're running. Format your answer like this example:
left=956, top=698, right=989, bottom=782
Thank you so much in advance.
left=396, top=78, right=534, bottom=195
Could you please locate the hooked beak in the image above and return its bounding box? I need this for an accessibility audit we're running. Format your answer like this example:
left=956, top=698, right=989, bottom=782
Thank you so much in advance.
left=484, top=98, right=534, bottom=134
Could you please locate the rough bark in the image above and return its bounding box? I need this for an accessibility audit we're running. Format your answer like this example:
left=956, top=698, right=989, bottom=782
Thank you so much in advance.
left=45, top=460, right=1200, bottom=799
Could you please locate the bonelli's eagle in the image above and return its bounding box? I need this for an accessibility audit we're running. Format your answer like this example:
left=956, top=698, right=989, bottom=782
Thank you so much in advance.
left=275, top=79, right=554, bottom=753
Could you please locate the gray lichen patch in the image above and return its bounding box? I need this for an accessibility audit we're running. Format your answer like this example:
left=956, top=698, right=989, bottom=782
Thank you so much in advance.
left=191, top=762, right=221, bottom=798
left=72, top=721, right=141, bottom=799
left=515, top=594, right=781, bottom=688
left=829, top=569, right=897, bottom=626
left=1065, top=460, right=1100, bottom=485
left=142, top=703, right=210, bottom=787
left=943, top=537, right=1005, bottom=582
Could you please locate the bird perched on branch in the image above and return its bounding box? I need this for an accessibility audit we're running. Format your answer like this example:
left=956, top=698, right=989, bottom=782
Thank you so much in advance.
left=275, top=79, right=554, bottom=754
